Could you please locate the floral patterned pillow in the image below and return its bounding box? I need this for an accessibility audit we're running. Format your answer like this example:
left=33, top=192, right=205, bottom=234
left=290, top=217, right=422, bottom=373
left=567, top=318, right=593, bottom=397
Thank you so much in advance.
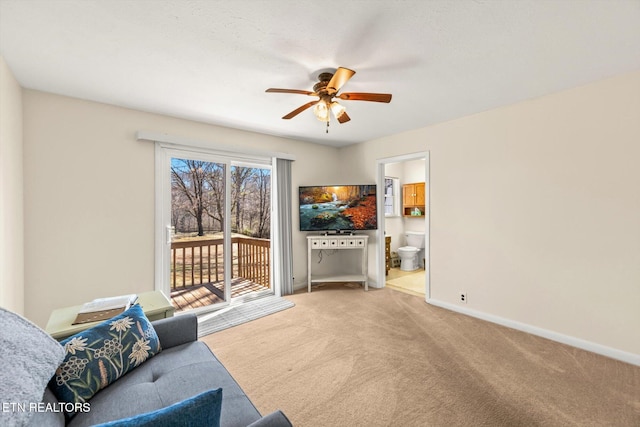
left=49, top=304, right=162, bottom=417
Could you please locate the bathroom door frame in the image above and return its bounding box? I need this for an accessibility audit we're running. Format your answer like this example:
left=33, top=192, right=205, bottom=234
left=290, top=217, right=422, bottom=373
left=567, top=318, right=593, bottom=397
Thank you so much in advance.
left=376, top=152, right=430, bottom=301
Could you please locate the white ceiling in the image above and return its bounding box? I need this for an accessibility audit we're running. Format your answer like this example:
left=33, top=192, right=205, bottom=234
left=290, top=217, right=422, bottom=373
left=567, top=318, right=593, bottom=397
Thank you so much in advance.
left=1, top=0, right=639, bottom=147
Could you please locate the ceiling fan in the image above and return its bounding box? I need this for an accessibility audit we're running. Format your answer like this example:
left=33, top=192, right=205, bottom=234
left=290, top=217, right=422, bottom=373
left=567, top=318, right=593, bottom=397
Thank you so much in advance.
left=265, top=67, right=392, bottom=132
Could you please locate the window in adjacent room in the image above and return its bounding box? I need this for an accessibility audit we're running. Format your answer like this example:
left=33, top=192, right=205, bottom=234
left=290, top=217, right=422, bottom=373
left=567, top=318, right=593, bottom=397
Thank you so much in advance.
left=384, top=177, right=400, bottom=217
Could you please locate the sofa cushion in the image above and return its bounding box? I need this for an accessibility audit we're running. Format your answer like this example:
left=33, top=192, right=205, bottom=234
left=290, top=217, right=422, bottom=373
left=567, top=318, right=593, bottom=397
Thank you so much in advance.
left=67, top=341, right=261, bottom=427
left=93, top=388, right=222, bottom=427
left=27, top=388, right=66, bottom=427
left=0, top=307, right=65, bottom=427
left=246, top=410, right=293, bottom=427
left=49, top=304, right=161, bottom=418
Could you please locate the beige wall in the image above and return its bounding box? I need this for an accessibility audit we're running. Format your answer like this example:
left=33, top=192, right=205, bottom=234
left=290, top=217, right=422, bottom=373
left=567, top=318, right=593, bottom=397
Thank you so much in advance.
left=338, top=71, right=640, bottom=357
left=16, top=70, right=640, bottom=359
left=0, top=56, right=24, bottom=314
left=22, top=91, right=337, bottom=326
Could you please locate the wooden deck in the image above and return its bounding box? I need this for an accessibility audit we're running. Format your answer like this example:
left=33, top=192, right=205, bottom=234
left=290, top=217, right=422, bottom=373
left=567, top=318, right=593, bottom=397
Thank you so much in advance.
left=170, top=277, right=269, bottom=312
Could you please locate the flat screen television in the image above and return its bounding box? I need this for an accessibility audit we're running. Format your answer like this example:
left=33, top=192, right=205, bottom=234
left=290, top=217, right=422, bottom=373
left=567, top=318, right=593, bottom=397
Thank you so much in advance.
left=299, top=184, right=378, bottom=232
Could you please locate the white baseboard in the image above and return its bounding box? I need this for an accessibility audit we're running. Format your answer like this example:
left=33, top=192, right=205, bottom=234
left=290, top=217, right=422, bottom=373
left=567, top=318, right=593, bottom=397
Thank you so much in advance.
left=293, top=282, right=307, bottom=291
left=427, top=298, right=640, bottom=367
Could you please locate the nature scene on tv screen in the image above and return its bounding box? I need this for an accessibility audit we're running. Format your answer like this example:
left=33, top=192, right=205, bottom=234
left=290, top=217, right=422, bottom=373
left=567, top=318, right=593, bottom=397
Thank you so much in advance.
left=299, top=185, right=377, bottom=231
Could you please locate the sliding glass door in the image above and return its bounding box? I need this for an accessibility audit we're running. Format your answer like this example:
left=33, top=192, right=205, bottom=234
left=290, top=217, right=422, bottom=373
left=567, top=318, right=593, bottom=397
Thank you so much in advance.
left=229, top=164, right=272, bottom=299
left=170, top=156, right=230, bottom=310
left=156, top=145, right=273, bottom=313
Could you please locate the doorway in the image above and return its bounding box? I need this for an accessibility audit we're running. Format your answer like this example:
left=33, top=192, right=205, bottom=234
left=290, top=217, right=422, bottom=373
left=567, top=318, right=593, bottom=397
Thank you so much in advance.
left=377, top=152, right=430, bottom=300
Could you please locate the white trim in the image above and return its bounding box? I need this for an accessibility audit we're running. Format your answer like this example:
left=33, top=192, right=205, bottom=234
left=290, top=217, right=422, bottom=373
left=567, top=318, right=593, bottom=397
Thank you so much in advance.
left=223, top=158, right=232, bottom=300
left=427, top=298, right=640, bottom=367
left=137, top=130, right=295, bottom=161
left=154, top=144, right=170, bottom=296
left=155, top=143, right=277, bottom=312
left=270, top=157, right=282, bottom=297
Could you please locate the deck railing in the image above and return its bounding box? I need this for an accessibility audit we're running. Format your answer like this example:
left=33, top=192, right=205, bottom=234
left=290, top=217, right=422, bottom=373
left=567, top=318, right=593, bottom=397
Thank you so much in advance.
left=171, top=236, right=270, bottom=290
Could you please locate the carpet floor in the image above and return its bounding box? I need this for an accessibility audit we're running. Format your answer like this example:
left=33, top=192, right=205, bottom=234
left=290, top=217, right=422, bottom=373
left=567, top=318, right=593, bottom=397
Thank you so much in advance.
left=201, top=284, right=640, bottom=427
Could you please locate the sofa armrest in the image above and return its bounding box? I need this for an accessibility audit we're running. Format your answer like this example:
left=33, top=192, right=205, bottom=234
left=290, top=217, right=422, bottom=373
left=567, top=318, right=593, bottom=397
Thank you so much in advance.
left=151, top=313, right=198, bottom=349
left=246, top=410, right=293, bottom=427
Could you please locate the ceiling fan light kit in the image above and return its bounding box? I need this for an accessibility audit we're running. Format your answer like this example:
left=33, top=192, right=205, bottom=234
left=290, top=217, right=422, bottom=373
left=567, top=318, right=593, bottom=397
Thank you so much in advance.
left=313, top=101, right=329, bottom=122
left=330, top=102, right=346, bottom=119
left=266, top=67, right=392, bottom=133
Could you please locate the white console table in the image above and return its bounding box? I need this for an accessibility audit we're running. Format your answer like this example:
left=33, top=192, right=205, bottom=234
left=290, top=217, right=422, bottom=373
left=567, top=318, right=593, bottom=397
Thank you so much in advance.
left=307, top=234, right=369, bottom=292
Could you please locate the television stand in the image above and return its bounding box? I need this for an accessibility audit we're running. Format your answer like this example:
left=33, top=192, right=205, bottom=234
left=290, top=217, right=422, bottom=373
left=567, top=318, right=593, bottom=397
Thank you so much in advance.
left=321, top=230, right=356, bottom=236
left=306, top=235, right=368, bottom=292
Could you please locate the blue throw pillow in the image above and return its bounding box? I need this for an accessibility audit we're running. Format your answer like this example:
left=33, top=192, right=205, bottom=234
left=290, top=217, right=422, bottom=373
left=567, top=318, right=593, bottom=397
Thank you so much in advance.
left=49, top=304, right=162, bottom=417
left=93, top=388, right=223, bottom=427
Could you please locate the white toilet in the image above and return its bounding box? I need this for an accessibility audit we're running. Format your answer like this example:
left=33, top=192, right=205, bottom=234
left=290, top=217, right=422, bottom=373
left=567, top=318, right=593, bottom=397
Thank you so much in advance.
left=397, top=231, right=425, bottom=271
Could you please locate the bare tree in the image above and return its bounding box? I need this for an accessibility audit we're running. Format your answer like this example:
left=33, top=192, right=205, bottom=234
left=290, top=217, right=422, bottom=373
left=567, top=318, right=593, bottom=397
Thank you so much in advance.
left=171, top=159, right=216, bottom=236
left=203, top=164, right=225, bottom=232
left=172, top=160, right=271, bottom=238
left=254, top=169, right=271, bottom=237
left=230, top=166, right=255, bottom=233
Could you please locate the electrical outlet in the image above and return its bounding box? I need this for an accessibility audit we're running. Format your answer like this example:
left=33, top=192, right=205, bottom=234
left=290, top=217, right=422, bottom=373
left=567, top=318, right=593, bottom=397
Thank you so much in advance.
left=459, top=292, right=467, bottom=304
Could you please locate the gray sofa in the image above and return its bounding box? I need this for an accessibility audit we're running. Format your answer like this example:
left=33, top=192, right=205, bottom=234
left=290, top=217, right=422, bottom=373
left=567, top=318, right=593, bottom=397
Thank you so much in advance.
left=30, top=313, right=291, bottom=427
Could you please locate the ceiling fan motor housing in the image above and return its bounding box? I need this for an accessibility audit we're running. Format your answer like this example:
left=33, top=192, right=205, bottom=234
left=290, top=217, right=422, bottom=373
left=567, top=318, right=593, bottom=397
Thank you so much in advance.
left=313, top=72, right=334, bottom=94
left=318, top=72, right=334, bottom=81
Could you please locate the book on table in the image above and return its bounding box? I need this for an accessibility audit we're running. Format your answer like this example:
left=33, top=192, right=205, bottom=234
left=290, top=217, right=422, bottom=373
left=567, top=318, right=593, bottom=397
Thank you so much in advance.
left=72, top=294, right=138, bottom=325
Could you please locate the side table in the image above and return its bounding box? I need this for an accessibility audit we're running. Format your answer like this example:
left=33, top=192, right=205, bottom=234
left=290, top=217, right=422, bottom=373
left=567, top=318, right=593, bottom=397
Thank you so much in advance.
left=307, top=234, right=368, bottom=292
left=45, top=290, right=175, bottom=340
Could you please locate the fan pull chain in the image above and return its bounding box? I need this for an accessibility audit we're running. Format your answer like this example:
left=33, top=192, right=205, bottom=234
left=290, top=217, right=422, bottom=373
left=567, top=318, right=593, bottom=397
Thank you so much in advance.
left=326, top=120, right=329, bottom=134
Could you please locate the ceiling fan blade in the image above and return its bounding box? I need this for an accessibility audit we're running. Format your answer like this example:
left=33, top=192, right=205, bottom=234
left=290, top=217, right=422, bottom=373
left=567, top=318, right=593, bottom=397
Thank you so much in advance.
left=337, top=92, right=392, bottom=103
left=326, top=67, right=356, bottom=94
left=336, top=111, right=351, bottom=124
left=266, top=88, right=316, bottom=96
left=282, top=100, right=319, bottom=119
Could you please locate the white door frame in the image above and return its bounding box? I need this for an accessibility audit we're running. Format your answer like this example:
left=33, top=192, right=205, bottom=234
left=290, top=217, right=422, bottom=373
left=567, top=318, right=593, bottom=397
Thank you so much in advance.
left=155, top=145, right=233, bottom=308
left=154, top=143, right=276, bottom=313
left=376, top=152, right=430, bottom=300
